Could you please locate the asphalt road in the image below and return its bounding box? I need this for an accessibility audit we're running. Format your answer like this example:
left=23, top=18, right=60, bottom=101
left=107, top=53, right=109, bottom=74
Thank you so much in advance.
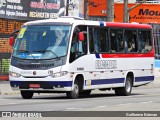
left=0, top=86, right=160, bottom=111
left=0, top=85, right=160, bottom=120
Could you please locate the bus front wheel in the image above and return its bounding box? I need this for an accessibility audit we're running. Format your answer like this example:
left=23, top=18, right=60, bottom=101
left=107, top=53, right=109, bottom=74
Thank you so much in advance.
left=66, top=82, right=79, bottom=99
left=115, top=77, right=132, bottom=96
left=21, top=91, right=34, bottom=99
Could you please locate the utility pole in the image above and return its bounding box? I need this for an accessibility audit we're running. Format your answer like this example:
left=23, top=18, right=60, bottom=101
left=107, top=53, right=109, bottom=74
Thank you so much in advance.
left=123, top=0, right=146, bottom=23
left=66, top=0, right=69, bottom=16
left=106, top=0, right=114, bottom=22
left=84, top=0, right=89, bottom=20
left=123, top=0, right=128, bottom=23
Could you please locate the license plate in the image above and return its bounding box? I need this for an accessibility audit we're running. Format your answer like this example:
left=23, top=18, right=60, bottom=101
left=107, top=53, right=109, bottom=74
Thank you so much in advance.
left=29, top=84, right=40, bottom=88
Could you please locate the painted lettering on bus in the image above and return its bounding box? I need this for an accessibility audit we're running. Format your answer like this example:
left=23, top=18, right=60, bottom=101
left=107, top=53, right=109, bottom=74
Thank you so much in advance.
left=139, top=9, right=160, bottom=16
left=95, top=60, right=117, bottom=69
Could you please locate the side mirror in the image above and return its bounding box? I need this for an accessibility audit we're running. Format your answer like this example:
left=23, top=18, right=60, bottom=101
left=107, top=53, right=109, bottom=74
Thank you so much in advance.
left=78, top=32, right=84, bottom=41
left=9, top=37, right=15, bottom=46
left=9, top=30, right=19, bottom=46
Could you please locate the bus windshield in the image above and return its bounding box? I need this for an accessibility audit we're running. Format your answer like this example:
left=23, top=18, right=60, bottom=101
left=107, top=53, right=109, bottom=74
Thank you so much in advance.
left=13, top=25, right=71, bottom=60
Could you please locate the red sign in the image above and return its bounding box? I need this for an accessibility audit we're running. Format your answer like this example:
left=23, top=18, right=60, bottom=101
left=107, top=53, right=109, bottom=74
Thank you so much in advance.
left=88, top=0, right=107, bottom=16
left=115, top=3, right=160, bottom=23
left=29, top=84, right=40, bottom=88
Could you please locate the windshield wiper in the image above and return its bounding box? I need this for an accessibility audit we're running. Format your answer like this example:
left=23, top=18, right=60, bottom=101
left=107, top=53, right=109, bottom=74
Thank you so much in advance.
left=15, top=49, right=37, bottom=61
left=33, top=50, right=60, bottom=60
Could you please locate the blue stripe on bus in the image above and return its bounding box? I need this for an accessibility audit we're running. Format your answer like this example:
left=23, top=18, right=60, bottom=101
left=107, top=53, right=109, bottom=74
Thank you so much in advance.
left=100, top=22, right=104, bottom=26
left=135, top=76, right=154, bottom=82
left=95, top=54, right=100, bottom=58
left=10, top=76, right=154, bottom=88
left=10, top=81, right=73, bottom=87
left=86, top=76, right=154, bottom=85
left=88, top=78, right=125, bottom=85
left=48, top=81, right=72, bottom=87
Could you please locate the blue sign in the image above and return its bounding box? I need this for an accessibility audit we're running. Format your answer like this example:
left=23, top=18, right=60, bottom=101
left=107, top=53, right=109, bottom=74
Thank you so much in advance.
left=21, top=53, right=26, bottom=58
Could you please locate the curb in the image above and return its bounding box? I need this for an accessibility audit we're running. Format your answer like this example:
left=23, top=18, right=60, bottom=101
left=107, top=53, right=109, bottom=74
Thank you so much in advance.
left=0, top=89, right=20, bottom=95
left=0, top=91, right=20, bottom=95
left=0, top=82, right=20, bottom=95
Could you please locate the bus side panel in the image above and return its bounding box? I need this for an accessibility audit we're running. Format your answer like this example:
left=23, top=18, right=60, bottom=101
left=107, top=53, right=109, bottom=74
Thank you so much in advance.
left=68, top=53, right=154, bottom=90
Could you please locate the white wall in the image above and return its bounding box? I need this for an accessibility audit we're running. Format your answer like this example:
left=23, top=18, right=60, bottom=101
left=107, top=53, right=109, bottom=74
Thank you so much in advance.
left=68, top=0, right=84, bottom=18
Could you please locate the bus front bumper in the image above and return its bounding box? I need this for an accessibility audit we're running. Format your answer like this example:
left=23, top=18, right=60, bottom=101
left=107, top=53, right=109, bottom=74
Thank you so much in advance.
left=10, top=80, right=72, bottom=92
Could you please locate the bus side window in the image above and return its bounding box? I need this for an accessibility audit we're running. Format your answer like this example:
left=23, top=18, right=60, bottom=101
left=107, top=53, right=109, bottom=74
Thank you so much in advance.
left=98, top=29, right=109, bottom=53
left=117, top=30, right=124, bottom=52
left=93, top=29, right=99, bottom=52
left=89, top=28, right=94, bottom=53
left=110, top=29, right=123, bottom=53
left=69, top=26, right=87, bottom=63
left=89, top=27, right=109, bottom=53
left=69, top=32, right=76, bottom=62
left=138, top=31, right=152, bottom=53
left=110, top=30, right=117, bottom=53
left=125, top=30, right=138, bottom=53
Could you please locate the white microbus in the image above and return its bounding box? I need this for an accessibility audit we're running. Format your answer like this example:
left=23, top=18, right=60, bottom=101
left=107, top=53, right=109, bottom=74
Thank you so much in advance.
left=9, top=17, right=154, bottom=99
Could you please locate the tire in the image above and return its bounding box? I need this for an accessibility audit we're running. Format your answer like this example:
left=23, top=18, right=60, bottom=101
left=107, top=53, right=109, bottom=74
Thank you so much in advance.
left=21, top=91, right=34, bottom=99
left=115, top=77, right=132, bottom=96
left=79, top=90, right=91, bottom=97
left=66, top=83, right=79, bottom=99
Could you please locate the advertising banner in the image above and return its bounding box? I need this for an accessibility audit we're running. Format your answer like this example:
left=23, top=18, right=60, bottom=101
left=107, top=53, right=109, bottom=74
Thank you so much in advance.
left=88, top=0, right=107, bottom=16
left=88, top=0, right=160, bottom=23
left=0, top=0, right=65, bottom=20
left=114, top=3, right=160, bottom=23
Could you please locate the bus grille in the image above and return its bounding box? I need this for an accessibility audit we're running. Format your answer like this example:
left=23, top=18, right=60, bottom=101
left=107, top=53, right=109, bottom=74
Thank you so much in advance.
left=18, top=63, right=54, bottom=69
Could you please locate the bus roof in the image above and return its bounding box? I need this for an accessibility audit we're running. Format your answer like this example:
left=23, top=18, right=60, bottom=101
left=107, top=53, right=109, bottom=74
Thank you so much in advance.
left=105, top=22, right=152, bottom=29
left=24, top=16, right=152, bottom=29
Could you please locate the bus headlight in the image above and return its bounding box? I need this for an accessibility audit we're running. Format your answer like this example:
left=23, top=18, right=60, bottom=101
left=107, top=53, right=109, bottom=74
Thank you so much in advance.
left=50, top=71, right=68, bottom=78
left=9, top=71, right=21, bottom=78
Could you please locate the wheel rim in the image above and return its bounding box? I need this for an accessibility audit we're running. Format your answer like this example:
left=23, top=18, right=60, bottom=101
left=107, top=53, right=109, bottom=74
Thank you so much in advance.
left=126, top=79, right=131, bottom=93
left=73, top=84, right=79, bottom=96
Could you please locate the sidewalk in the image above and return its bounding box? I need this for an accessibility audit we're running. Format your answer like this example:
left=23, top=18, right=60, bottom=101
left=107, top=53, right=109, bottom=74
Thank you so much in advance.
left=0, top=70, right=160, bottom=95
left=0, top=81, right=20, bottom=95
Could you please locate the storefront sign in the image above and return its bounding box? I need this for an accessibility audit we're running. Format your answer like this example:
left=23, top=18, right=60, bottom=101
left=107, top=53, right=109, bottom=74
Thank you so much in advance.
left=0, top=0, right=65, bottom=20
left=88, top=0, right=160, bottom=23
left=114, top=3, right=160, bottom=23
